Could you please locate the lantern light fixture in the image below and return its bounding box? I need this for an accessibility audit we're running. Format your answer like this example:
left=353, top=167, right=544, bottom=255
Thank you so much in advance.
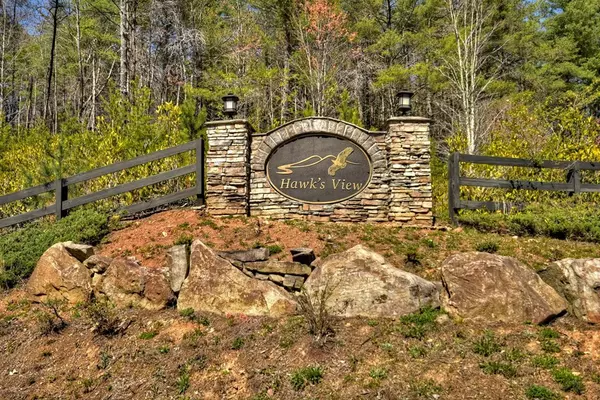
left=397, top=90, right=414, bottom=115
left=222, top=93, right=239, bottom=119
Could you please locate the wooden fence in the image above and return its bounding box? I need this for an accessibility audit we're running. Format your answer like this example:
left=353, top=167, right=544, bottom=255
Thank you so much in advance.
left=448, top=152, right=600, bottom=224
left=0, top=138, right=204, bottom=229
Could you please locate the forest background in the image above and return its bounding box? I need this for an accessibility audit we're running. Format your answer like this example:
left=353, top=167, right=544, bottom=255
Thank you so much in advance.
left=1, top=0, right=600, bottom=217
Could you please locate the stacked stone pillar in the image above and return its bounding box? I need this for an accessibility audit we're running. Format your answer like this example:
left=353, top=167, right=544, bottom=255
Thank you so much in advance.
left=387, top=116, right=433, bottom=225
left=205, top=120, right=254, bottom=216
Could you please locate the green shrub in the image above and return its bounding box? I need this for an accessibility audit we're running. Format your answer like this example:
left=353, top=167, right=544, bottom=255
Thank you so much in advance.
left=475, top=240, right=499, bottom=253
left=0, top=208, right=108, bottom=288
left=369, top=367, right=388, bottom=380
left=459, top=202, right=600, bottom=243
left=473, top=331, right=501, bottom=356
left=82, top=299, right=123, bottom=336
left=525, top=385, right=562, bottom=400
left=552, top=367, right=585, bottom=394
left=290, top=366, right=323, bottom=391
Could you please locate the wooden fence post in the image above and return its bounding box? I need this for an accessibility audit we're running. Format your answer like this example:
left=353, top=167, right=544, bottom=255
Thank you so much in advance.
left=54, top=178, right=67, bottom=220
left=571, top=161, right=581, bottom=195
left=195, top=138, right=205, bottom=204
left=448, top=152, right=460, bottom=225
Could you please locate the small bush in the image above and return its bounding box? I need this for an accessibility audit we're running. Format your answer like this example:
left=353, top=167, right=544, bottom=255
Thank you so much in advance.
left=531, top=355, right=559, bottom=369
left=409, top=345, right=427, bottom=358
left=409, top=379, right=442, bottom=398
left=36, top=299, right=67, bottom=335
left=0, top=208, right=108, bottom=288
left=404, top=245, right=422, bottom=266
left=552, top=367, right=585, bottom=394
left=296, top=280, right=336, bottom=345
left=83, top=299, right=124, bottom=336
left=290, top=366, right=323, bottom=391
left=475, top=240, right=499, bottom=253
left=473, top=331, right=501, bottom=356
left=480, top=361, right=517, bottom=378
left=525, top=385, right=562, bottom=400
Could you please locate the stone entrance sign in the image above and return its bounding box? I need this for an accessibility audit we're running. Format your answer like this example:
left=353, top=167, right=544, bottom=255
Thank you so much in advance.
left=204, top=116, right=433, bottom=225
left=265, top=134, right=372, bottom=204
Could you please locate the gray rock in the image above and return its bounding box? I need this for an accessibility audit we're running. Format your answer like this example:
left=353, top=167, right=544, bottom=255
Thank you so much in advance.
left=63, top=241, right=95, bottom=262
left=84, top=255, right=113, bottom=274
left=283, top=275, right=305, bottom=290
left=269, top=274, right=284, bottom=284
left=97, top=259, right=175, bottom=311
left=442, top=252, right=567, bottom=324
left=166, top=245, right=189, bottom=293
left=245, top=261, right=311, bottom=276
left=242, top=268, right=254, bottom=278
left=217, top=248, right=270, bottom=263
left=255, top=273, right=269, bottom=280
left=539, top=258, right=600, bottom=323
left=291, top=247, right=316, bottom=265
left=304, top=245, right=439, bottom=318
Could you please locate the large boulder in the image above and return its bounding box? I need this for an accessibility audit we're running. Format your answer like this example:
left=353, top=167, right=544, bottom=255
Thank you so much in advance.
left=26, top=242, right=93, bottom=304
left=177, top=240, right=296, bottom=316
left=96, top=259, right=175, bottom=310
left=303, top=245, right=439, bottom=318
left=166, top=245, right=189, bottom=293
left=441, top=252, right=567, bottom=324
left=539, top=259, right=600, bottom=323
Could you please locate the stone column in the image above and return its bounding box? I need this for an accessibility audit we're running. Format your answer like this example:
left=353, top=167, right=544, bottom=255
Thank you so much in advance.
left=387, top=116, right=433, bottom=225
left=204, top=119, right=254, bottom=216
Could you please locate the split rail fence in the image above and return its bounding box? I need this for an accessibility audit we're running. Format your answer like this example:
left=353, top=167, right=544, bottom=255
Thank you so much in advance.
left=0, top=138, right=204, bottom=229
left=448, top=152, right=600, bottom=224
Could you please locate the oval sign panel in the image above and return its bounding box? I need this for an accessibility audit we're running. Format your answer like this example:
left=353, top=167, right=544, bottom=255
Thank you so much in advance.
left=266, top=134, right=372, bottom=204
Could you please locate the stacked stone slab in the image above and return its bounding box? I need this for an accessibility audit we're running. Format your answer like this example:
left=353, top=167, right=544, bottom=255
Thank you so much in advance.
left=204, top=116, right=433, bottom=225
left=205, top=119, right=254, bottom=215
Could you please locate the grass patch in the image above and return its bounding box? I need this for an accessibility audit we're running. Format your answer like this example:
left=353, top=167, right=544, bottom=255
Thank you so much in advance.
left=139, top=330, right=158, bottom=340
left=473, top=331, right=501, bottom=357
left=480, top=361, right=517, bottom=378
left=0, top=208, right=108, bottom=288
left=531, top=354, right=559, bottom=369
left=475, top=240, right=499, bottom=253
left=231, top=337, right=244, bottom=350
left=552, top=367, right=585, bottom=394
left=174, top=233, right=193, bottom=246
left=397, top=307, right=441, bottom=340
left=525, top=385, right=562, bottom=400
left=539, top=327, right=560, bottom=339
left=290, top=366, right=323, bottom=391
left=267, top=244, right=283, bottom=254
left=540, top=340, right=561, bottom=353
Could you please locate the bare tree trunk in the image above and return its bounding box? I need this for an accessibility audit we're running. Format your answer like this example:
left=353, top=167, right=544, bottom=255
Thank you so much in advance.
left=75, top=0, right=84, bottom=117
left=0, top=0, right=7, bottom=117
left=91, top=55, right=96, bottom=130
left=119, top=0, right=129, bottom=94
left=44, top=0, right=60, bottom=125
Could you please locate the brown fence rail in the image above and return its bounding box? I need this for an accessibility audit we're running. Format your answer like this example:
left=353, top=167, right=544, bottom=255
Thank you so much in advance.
left=0, top=138, right=204, bottom=229
left=448, top=152, right=600, bottom=224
